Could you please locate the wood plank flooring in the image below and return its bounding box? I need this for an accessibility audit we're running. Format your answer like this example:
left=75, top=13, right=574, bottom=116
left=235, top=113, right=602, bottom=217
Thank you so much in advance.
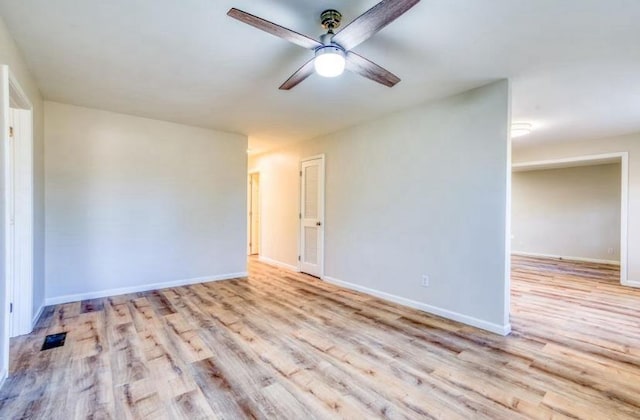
left=1, top=255, right=639, bottom=419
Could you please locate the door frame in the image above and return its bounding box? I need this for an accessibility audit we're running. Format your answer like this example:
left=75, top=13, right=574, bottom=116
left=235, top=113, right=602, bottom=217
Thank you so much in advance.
left=247, top=170, right=260, bottom=256
left=1, top=66, right=35, bottom=381
left=298, top=154, right=325, bottom=278
left=512, top=151, right=630, bottom=286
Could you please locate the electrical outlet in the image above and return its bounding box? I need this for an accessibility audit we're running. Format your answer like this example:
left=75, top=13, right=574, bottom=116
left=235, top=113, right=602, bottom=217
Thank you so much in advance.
left=607, top=247, right=614, bottom=255
left=421, top=274, right=429, bottom=287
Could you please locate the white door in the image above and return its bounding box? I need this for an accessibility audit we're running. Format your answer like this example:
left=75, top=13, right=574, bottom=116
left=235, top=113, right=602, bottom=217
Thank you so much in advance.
left=6, top=109, right=16, bottom=336
left=249, top=172, right=260, bottom=255
left=300, top=156, right=324, bottom=277
left=6, top=106, right=34, bottom=338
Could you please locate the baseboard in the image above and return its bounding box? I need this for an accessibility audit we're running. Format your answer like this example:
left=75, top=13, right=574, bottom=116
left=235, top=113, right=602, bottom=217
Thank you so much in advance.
left=622, top=280, right=640, bottom=288
left=323, top=275, right=511, bottom=336
left=32, top=304, right=44, bottom=329
left=45, top=272, right=248, bottom=306
left=511, top=251, right=620, bottom=266
left=258, top=256, right=300, bottom=272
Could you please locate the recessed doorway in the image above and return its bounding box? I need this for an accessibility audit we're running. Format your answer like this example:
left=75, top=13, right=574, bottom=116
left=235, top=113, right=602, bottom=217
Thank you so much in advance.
left=511, top=152, right=628, bottom=285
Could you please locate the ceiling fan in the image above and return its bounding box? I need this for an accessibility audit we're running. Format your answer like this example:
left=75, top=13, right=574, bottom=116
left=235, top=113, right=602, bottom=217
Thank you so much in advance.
left=227, top=0, right=421, bottom=90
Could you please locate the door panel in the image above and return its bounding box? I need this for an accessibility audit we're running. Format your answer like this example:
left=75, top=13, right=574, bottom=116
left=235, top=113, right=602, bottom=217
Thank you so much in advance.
left=6, top=109, right=15, bottom=337
left=300, top=157, right=324, bottom=277
left=304, top=164, right=318, bottom=218
left=303, top=227, right=318, bottom=265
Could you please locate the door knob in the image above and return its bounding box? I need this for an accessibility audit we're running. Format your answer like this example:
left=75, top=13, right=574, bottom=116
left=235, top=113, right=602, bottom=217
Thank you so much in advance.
left=316, top=221, right=322, bottom=226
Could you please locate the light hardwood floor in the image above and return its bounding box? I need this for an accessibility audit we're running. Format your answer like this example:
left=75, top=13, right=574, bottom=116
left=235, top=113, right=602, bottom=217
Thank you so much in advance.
left=1, top=255, right=639, bottom=419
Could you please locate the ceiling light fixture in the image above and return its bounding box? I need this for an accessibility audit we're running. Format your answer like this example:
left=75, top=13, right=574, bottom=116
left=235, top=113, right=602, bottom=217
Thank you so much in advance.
left=511, top=122, right=533, bottom=138
left=314, top=45, right=346, bottom=78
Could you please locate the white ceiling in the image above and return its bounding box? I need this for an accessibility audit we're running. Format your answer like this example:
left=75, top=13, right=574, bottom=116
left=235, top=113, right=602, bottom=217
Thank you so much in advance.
left=1, top=0, right=639, bottom=152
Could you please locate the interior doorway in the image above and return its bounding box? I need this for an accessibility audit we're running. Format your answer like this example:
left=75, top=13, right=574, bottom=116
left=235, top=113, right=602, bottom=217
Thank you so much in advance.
left=511, top=152, right=629, bottom=285
left=1, top=66, right=35, bottom=381
left=248, top=172, right=260, bottom=256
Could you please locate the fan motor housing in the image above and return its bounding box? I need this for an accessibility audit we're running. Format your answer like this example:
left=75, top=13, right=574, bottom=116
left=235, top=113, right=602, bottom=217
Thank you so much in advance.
left=315, top=44, right=345, bottom=59
left=320, top=9, right=342, bottom=30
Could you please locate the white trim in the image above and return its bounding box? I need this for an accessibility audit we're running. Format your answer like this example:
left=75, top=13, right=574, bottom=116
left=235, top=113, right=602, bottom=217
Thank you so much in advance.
left=504, top=80, right=512, bottom=327
left=258, top=255, right=300, bottom=272
left=512, top=152, right=628, bottom=285
left=45, top=272, right=248, bottom=306
left=511, top=251, right=620, bottom=266
left=512, top=152, right=626, bottom=171
left=622, top=280, right=640, bottom=289
left=300, top=154, right=326, bottom=162
left=0, top=64, right=9, bottom=379
left=323, top=275, right=511, bottom=336
left=8, top=72, right=32, bottom=109
left=32, top=304, right=44, bottom=329
left=620, top=153, right=629, bottom=285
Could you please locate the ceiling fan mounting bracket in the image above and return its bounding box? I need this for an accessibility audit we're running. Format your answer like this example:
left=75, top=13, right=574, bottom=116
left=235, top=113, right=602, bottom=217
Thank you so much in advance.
left=320, top=9, right=342, bottom=31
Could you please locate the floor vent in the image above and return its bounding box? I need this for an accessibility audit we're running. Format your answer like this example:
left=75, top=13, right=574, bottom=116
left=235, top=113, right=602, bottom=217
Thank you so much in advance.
left=41, top=332, right=67, bottom=351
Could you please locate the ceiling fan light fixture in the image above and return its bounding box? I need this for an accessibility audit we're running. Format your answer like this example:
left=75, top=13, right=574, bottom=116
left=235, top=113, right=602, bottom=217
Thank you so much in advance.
left=314, top=46, right=346, bottom=78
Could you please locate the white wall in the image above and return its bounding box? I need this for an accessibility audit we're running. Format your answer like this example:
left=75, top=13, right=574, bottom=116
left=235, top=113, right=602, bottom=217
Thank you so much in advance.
left=0, top=15, right=44, bottom=379
left=250, top=81, right=511, bottom=333
left=513, top=133, right=640, bottom=284
left=45, top=102, right=247, bottom=302
left=512, top=163, right=621, bottom=262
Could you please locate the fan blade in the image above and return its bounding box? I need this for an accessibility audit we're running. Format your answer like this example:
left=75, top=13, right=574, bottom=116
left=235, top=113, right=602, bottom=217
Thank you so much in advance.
left=345, top=51, right=400, bottom=87
left=228, top=8, right=322, bottom=50
left=332, top=0, right=420, bottom=50
left=279, top=58, right=316, bottom=90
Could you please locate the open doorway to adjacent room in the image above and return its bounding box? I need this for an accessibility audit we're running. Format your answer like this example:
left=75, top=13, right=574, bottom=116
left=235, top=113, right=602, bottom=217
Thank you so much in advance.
left=508, top=151, right=638, bottom=358
left=511, top=153, right=628, bottom=285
